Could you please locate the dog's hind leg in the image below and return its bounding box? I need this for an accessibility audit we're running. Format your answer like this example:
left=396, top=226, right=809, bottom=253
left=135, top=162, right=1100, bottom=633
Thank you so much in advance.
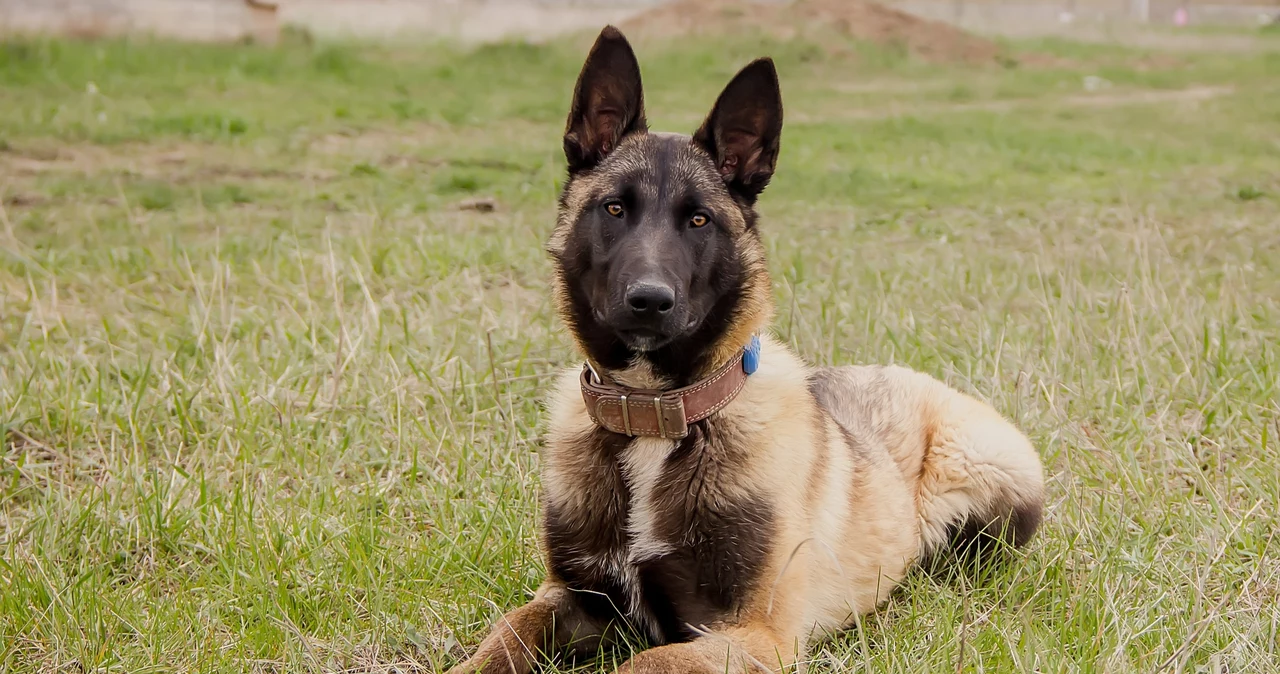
left=811, top=365, right=1044, bottom=564
left=914, top=389, right=1045, bottom=563
left=447, top=581, right=605, bottom=674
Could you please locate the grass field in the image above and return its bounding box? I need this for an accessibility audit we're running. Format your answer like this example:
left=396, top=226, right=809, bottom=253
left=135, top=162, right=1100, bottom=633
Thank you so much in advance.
left=2, top=25, right=1279, bottom=674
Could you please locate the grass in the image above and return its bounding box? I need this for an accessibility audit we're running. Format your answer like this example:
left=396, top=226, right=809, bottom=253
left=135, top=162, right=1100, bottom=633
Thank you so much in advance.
left=1, top=26, right=1279, bottom=674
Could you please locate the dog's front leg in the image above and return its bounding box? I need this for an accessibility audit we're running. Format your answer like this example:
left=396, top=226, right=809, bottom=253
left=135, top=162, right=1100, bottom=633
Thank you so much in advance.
left=615, top=624, right=804, bottom=674
left=447, top=581, right=603, bottom=674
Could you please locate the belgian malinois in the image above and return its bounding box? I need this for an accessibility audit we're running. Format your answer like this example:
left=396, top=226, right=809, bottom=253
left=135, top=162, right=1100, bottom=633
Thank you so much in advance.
left=448, top=26, right=1045, bottom=674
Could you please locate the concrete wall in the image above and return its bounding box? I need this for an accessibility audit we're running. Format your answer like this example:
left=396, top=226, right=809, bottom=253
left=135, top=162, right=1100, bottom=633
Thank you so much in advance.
left=0, top=0, right=279, bottom=41
left=900, top=0, right=1277, bottom=28
left=0, top=0, right=657, bottom=43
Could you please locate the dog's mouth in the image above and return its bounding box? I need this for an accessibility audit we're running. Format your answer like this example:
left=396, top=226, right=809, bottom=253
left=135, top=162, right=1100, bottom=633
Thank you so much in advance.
left=617, top=328, right=669, bottom=352
left=589, top=296, right=705, bottom=353
left=593, top=307, right=699, bottom=352
left=614, top=317, right=702, bottom=352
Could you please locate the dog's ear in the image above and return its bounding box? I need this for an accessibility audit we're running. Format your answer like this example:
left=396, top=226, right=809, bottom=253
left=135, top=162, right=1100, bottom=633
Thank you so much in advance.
left=564, top=26, right=647, bottom=174
left=693, top=58, right=783, bottom=202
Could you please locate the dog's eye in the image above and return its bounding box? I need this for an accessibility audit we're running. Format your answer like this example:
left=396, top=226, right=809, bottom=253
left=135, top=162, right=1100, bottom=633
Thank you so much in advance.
left=690, top=213, right=710, bottom=228
left=604, top=202, right=624, bottom=218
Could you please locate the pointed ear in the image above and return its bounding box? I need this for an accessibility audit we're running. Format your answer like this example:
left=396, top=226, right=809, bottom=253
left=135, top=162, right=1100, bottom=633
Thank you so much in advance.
left=693, top=58, right=783, bottom=202
left=563, top=26, right=647, bottom=174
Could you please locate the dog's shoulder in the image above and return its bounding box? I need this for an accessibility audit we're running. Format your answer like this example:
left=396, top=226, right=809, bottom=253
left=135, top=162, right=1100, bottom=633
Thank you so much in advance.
left=539, top=365, right=602, bottom=497
left=727, top=334, right=814, bottom=421
left=543, top=365, right=593, bottom=439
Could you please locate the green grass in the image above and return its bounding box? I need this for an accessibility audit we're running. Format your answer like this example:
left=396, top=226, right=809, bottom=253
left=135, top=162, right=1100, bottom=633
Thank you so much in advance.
left=1, top=28, right=1279, bottom=673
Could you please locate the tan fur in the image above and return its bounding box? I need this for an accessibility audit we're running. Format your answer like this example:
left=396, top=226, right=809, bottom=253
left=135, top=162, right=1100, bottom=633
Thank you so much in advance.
left=451, top=336, right=1044, bottom=673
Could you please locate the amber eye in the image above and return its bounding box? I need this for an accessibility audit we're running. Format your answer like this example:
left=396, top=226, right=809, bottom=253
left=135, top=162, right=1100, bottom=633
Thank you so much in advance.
left=690, top=213, right=709, bottom=228
left=604, top=202, right=624, bottom=218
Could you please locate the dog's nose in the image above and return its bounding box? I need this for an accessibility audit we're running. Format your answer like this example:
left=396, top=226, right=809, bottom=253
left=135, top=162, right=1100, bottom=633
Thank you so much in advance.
left=626, top=282, right=675, bottom=318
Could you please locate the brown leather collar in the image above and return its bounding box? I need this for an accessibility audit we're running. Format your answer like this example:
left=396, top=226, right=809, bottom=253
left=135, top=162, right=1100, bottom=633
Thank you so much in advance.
left=580, top=351, right=750, bottom=440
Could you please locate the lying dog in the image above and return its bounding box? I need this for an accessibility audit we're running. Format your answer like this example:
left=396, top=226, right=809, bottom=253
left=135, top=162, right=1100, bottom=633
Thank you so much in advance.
left=448, top=26, right=1044, bottom=674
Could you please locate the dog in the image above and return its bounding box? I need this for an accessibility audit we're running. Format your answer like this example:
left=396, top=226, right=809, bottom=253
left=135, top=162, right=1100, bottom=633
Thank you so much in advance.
left=446, top=26, right=1045, bottom=674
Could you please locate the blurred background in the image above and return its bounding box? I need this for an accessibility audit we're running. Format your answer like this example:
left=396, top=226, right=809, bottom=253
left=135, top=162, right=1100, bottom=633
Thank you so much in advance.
left=1, top=0, right=1278, bottom=44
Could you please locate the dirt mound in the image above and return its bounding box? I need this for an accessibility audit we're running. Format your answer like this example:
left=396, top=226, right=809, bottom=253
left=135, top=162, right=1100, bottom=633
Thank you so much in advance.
left=620, top=0, right=1001, bottom=64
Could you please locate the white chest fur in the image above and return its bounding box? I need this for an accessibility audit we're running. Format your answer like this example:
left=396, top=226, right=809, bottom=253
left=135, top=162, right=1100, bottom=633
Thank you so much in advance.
left=619, top=436, right=679, bottom=566
left=578, top=435, right=675, bottom=641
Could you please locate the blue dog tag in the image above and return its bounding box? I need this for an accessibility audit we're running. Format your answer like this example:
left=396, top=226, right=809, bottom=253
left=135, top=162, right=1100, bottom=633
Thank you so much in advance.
left=742, top=334, right=761, bottom=375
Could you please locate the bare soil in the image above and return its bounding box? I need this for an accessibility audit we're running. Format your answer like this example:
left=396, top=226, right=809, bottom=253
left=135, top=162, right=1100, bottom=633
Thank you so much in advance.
left=621, top=0, right=1004, bottom=63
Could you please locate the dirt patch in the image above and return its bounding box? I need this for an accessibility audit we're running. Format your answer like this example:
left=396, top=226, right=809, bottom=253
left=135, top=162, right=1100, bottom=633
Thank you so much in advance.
left=1059, top=84, right=1233, bottom=108
left=2, top=193, right=47, bottom=209
left=621, top=0, right=1002, bottom=64
left=0, top=141, right=333, bottom=184
left=279, top=0, right=643, bottom=43
left=793, top=84, right=1235, bottom=122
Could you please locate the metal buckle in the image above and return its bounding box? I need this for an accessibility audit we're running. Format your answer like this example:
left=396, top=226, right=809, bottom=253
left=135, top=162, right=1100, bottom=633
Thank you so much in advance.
left=585, top=360, right=603, bottom=385
left=615, top=393, right=685, bottom=438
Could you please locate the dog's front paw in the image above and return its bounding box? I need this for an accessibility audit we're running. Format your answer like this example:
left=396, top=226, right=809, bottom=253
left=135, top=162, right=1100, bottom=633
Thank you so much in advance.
left=443, top=660, right=478, bottom=674
left=614, top=647, right=720, bottom=674
left=443, top=653, right=506, bottom=674
left=445, top=658, right=510, bottom=674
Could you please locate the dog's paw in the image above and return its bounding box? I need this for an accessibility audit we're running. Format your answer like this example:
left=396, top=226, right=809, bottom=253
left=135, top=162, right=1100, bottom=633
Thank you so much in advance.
left=443, top=662, right=476, bottom=674
left=614, top=648, right=720, bottom=674
left=442, top=656, right=495, bottom=674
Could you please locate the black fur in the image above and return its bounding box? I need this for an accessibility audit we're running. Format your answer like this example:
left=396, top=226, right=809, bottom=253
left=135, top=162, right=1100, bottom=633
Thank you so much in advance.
left=553, top=136, right=755, bottom=386
left=944, top=499, right=1042, bottom=566
left=640, top=420, right=775, bottom=642
left=552, top=41, right=781, bottom=386
left=693, top=58, right=784, bottom=204
left=543, top=427, right=633, bottom=626
left=563, top=26, right=647, bottom=174
left=543, top=420, right=776, bottom=646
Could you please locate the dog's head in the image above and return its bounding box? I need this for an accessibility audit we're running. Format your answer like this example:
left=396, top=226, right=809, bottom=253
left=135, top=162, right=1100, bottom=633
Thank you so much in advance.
left=548, top=27, right=780, bottom=386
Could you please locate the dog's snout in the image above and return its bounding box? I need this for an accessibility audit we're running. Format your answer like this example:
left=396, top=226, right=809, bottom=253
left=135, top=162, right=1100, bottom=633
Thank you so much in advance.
left=625, top=282, right=675, bottom=318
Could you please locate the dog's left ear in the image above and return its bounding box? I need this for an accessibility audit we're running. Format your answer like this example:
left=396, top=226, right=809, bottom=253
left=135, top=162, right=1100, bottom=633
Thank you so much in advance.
left=693, top=58, right=783, bottom=203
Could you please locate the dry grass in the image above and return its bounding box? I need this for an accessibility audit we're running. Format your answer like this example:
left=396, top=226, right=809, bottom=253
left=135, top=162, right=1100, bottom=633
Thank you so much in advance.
left=1, top=28, right=1279, bottom=673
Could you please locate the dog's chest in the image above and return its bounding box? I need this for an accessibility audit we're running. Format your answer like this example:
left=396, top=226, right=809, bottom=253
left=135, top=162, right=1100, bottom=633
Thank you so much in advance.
left=618, top=437, right=677, bottom=566
left=544, top=436, right=680, bottom=642
left=543, top=425, right=773, bottom=644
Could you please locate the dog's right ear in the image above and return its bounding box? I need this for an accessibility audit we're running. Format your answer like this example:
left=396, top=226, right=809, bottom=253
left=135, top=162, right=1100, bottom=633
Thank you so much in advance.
left=563, top=26, right=647, bottom=174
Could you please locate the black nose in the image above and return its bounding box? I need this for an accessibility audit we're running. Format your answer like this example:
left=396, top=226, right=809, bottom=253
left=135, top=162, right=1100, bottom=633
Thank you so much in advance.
left=626, top=282, right=675, bottom=318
